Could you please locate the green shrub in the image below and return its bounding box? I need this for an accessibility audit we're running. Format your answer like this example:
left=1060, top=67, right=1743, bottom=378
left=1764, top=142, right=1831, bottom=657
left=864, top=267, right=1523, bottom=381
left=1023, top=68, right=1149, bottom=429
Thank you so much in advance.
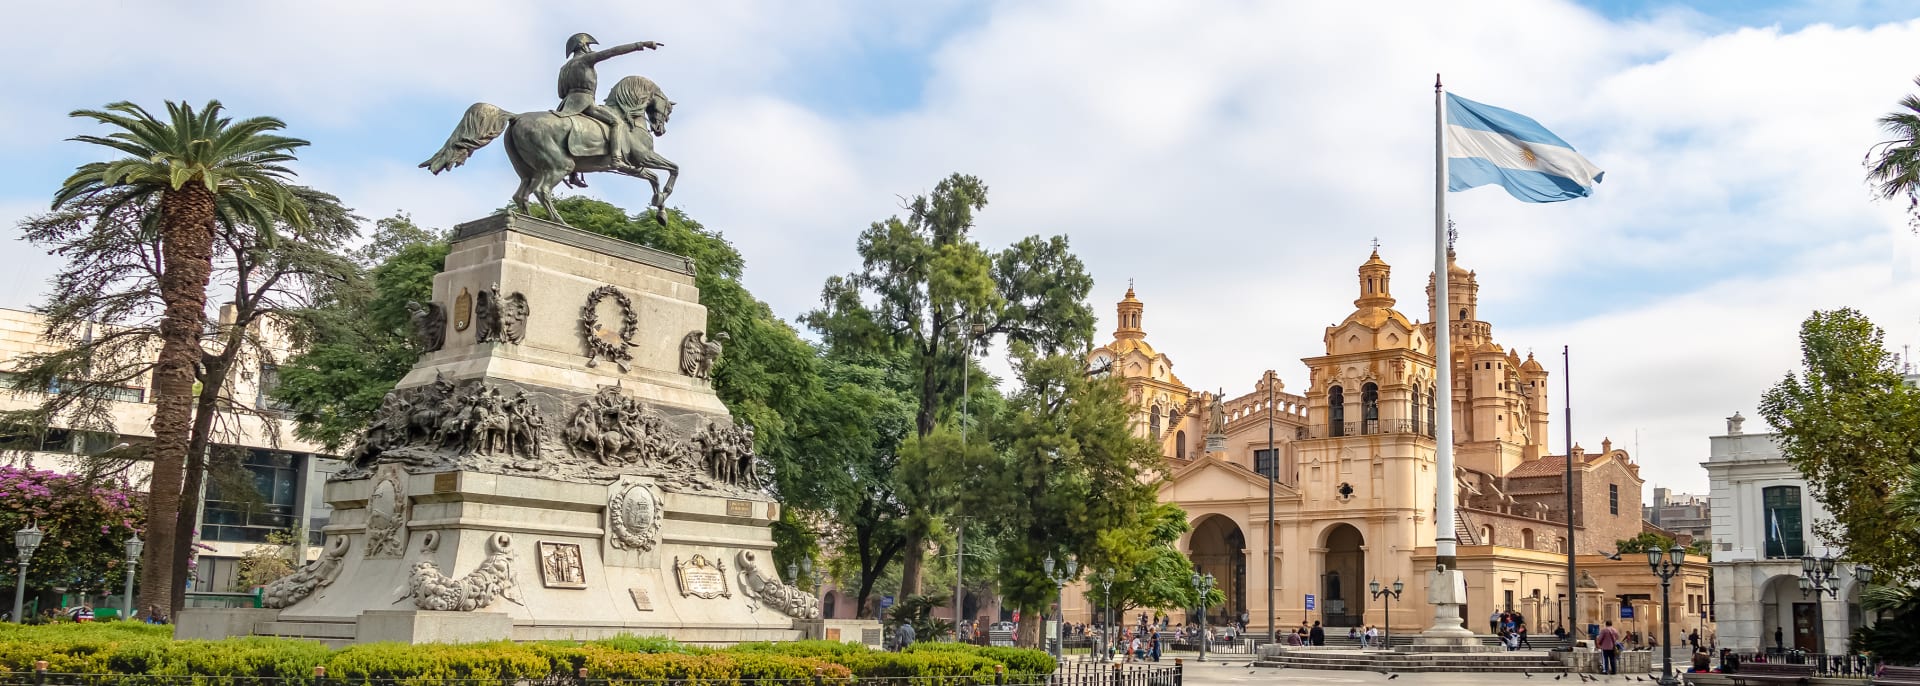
left=905, top=643, right=1053, bottom=675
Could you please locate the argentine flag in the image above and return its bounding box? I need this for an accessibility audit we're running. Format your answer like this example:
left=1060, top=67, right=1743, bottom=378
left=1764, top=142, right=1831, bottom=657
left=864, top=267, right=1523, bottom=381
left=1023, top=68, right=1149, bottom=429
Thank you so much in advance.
left=1446, top=93, right=1603, bottom=203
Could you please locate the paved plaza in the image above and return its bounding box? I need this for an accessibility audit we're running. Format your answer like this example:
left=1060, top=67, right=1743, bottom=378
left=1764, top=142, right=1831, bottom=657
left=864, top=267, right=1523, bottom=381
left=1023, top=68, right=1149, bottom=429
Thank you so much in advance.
left=1174, top=659, right=1658, bottom=685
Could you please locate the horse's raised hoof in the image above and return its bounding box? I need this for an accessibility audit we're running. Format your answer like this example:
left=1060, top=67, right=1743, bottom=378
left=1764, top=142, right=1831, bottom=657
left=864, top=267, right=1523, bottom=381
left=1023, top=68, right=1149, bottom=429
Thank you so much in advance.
left=653, top=206, right=668, bottom=225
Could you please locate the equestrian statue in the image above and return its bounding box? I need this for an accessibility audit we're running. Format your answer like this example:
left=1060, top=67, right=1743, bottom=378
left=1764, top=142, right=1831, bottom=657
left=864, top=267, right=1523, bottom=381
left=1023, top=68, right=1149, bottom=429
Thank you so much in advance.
left=421, top=33, right=679, bottom=224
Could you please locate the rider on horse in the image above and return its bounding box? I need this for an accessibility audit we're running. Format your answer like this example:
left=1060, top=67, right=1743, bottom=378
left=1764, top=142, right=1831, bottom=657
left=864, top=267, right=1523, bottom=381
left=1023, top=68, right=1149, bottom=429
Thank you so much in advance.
left=556, top=32, right=661, bottom=168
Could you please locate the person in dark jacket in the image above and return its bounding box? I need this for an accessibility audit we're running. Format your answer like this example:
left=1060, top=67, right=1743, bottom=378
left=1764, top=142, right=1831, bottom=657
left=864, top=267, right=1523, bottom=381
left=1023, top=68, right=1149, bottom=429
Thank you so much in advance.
left=1309, top=621, right=1326, bottom=646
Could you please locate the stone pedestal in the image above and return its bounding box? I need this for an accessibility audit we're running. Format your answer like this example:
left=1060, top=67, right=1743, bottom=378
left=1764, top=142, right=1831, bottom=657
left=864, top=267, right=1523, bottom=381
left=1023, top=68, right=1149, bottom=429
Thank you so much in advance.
left=1411, top=568, right=1499, bottom=652
left=238, top=214, right=818, bottom=645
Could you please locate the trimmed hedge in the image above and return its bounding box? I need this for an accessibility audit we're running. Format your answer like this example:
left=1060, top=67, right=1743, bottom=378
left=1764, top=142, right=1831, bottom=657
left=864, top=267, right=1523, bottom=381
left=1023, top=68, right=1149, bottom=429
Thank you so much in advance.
left=0, top=624, right=1049, bottom=682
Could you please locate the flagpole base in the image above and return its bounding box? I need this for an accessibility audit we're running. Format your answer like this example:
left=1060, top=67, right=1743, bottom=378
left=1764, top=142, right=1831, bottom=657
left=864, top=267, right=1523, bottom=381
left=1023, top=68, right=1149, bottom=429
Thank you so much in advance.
left=1416, top=567, right=1481, bottom=642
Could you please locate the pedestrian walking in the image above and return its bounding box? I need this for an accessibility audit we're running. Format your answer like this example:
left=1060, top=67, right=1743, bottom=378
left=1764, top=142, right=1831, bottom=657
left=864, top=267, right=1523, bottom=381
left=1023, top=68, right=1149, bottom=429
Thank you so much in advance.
left=1596, top=621, right=1621, bottom=675
left=1490, top=610, right=1502, bottom=635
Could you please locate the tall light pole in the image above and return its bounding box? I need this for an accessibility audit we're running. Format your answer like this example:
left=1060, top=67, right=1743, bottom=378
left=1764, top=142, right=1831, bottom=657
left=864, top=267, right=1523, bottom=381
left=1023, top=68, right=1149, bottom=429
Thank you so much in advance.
left=1647, top=546, right=1686, bottom=686
left=12, top=524, right=44, bottom=623
left=121, top=534, right=143, bottom=620
left=1192, top=572, right=1216, bottom=662
left=1799, top=552, right=1872, bottom=654
left=1265, top=372, right=1277, bottom=645
left=1044, top=554, right=1078, bottom=661
left=1097, top=569, right=1114, bottom=662
left=1369, top=578, right=1404, bottom=650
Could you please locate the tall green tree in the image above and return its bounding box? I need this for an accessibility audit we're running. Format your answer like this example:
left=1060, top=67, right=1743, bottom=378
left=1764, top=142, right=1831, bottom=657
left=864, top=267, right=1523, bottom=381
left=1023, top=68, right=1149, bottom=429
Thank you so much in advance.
left=969, top=346, right=1164, bottom=647
left=1758, top=308, right=1920, bottom=581
left=804, top=173, right=1095, bottom=598
left=8, top=186, right=356, bottom=612
left=50, top=100, right=311, bottom=613
left=1082, top=503, right=1217, bottom=623
left=1867, top=76, right=1920, bottom=230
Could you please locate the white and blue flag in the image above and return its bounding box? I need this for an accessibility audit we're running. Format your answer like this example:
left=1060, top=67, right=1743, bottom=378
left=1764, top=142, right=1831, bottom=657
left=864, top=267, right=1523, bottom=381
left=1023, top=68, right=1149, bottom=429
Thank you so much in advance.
left=1445, top=93, right=1603, bottom=203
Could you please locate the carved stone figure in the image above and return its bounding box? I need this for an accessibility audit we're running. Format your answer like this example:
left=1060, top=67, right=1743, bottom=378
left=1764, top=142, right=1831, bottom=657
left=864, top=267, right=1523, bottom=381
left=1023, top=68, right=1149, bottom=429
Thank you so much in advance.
left=262, top=536, right=349, bottom=608
left=680, top=331, right=727, bottom=381
left=563, top=386, right=674, bottom=466
left=407, top=301, right=447, bottom=353
left=608, top=482, right=661, bottom=552
left=735, top=550, right=820, bottom=619
left=582, top=285, right=638, bottom=372
left=420, top=35, right=679, bottom=223
left=690, top=421, right=758, bottom=488
left=538, top=541, right=587, bottom=588
left=1206, top=390, right=1228, bottom=437
left=404, top=532, right=525, bottom=611
left=475, top=283, right=529, bottom=345
left=364, top=472, right=408, bottom=559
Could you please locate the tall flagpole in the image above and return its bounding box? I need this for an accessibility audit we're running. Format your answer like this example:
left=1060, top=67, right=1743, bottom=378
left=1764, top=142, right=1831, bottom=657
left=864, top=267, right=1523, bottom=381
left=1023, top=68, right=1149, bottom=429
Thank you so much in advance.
left=1564, top=345, right=1577, bottom=647
left=1422, top=73, right=1474, bottom=642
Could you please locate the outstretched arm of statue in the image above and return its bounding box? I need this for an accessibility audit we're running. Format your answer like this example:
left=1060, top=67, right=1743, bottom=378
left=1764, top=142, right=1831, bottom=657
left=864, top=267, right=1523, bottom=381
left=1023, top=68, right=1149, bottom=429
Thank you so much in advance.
left=591, top=41, right=664, bottom=63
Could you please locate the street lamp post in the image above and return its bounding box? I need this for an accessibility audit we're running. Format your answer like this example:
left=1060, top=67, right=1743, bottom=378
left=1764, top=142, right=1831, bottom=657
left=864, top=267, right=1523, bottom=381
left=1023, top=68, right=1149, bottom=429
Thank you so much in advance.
left=12, top=524, right=44, bottom=624
left=1647, top=546, right=1687, bottom=686
left=121, top=535, right=143, bottom=620
left=1191, top=572, right=1216, bottom=662
left=1044, top=555, right=1078, bottom=661
left=1798, top=552, right=1872, bottom=654
left=1369, top=578, right=1404, bottom=650
left=1097, top=569, right=1115, bottom=662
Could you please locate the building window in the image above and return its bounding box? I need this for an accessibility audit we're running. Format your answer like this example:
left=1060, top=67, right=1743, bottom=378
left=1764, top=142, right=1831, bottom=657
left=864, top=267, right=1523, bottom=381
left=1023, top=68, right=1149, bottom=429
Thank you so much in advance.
left=204, top=450, right=302, bottom=544
left=1149, top=404, right=1162, bottom=438
left=1763, top=485, right=1805, bottom=558
left=1176, top=431, right=1187, bottom=459
left=1328, top=386, right=1345, bottom=437
left=1521, top=528, right=1535, bottom=550
left=1254, top=449, right=1277, bottom=478
left=1360, top=382, right=1379, bottom=434
left=1609, top=484, right=1619, bottom=515
left=257, top=363, right=291, bottom=412
left=1425, top=386, right=1437, bottom=436
left=1411, top=387, right=1424, bottom=435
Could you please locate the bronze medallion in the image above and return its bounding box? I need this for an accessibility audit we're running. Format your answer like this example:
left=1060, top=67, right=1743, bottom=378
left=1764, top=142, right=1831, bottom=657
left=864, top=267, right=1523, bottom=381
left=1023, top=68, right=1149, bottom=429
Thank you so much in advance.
left=453, top=287, right=473, bottom=331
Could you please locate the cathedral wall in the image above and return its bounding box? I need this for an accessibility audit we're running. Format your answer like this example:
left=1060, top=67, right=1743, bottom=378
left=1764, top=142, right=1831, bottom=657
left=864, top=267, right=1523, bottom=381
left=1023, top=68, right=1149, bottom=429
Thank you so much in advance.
left=1578, top=456, right=1646, bottom=553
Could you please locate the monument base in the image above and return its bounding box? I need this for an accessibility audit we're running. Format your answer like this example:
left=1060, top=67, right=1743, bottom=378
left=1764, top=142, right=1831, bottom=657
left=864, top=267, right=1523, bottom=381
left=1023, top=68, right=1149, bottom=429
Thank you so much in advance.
left=357, top=610, right=513, bottom=644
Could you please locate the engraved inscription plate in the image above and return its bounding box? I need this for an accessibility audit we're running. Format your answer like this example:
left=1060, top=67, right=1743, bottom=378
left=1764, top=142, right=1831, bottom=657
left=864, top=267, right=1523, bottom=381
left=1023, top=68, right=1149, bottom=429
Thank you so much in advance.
left=453, top=287, right=473, bottom=331
left=725, top=500, right=752, bottom=518
left=674, top=554, right=730, bottom=599
left=538, top=541, right=588, bottom=589
left=629, top=588, right=653, bottom=611
left=433, top=472, right=458, bottom=493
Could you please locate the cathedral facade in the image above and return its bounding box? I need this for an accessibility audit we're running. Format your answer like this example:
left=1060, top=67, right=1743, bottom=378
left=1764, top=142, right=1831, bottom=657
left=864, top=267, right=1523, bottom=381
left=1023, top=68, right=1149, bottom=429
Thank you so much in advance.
left=1069, top=250, right=1712, bottom=641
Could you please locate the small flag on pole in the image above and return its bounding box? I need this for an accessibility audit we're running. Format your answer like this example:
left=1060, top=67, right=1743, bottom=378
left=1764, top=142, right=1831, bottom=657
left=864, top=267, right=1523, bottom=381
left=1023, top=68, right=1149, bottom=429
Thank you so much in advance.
left=1445, top=93, right=1603, bottom=203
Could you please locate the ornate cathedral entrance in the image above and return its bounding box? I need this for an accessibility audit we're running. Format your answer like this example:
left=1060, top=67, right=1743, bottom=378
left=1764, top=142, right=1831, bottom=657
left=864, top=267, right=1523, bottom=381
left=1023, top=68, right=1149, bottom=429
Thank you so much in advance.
left=1321, top=523, right=1365, bottom=628
left=1190, top=515, right=1247, bottom=626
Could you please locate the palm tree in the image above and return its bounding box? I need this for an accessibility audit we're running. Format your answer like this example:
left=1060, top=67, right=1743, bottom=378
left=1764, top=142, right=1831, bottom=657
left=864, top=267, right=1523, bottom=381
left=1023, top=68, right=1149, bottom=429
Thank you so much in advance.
left=54, top=100, right=309, bottom=614
left=1867, top=77, right=1920, bottom=229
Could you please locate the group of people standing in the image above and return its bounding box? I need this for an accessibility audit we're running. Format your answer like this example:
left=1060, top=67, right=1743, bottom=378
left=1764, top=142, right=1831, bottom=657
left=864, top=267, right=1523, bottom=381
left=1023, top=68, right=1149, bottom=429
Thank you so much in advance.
left=1489, top=609, right=1535, bottom=650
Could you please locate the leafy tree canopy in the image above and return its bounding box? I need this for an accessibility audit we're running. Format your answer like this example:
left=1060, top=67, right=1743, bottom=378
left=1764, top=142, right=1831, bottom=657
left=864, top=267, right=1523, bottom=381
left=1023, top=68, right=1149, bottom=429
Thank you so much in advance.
left=0, top=466, right=144, bottom=596
left=1758, top=308, right=1920, bottom=581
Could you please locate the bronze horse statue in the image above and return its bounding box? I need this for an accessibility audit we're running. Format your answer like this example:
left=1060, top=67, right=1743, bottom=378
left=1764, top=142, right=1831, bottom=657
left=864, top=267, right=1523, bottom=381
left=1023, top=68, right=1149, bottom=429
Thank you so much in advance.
left=420, top=75, right=677, bottom=223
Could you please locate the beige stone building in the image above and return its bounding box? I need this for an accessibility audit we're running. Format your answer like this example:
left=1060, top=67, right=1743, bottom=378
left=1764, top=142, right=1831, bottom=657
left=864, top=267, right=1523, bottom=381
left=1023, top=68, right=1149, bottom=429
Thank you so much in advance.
left=0, top=307, right=341, bottom=598
left=1068, top=250, right=1710, bottom=642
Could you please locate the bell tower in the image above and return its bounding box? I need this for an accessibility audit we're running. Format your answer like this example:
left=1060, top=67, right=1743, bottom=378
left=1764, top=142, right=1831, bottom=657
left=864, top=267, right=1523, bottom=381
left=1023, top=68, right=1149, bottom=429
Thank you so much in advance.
left=1115, top=281, right=1146, bottom=341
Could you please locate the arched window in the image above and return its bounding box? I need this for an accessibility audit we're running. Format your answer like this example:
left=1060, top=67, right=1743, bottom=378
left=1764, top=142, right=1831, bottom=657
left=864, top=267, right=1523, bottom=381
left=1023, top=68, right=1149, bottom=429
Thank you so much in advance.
left=1425, top=386, right=1437, bottom=436
left=1170, top=407, right=1182, bottom=432
left=1328, top=386, right=1345, bottom=437
left=1176, top=430, right=1187, bottom=459
left=822, top=592, right=838, bottom=619
left=1459, top=308, right=1468, bottom=321
left=1479, top=525, right=1494, bottom=546
left=1411, top=385, right=1424, bottom=434
left=1361, top=382, right=1380, bottom=434
left=1521, top=528, right=1535, bottom=550
left=1150, top=404, right=1162, bottom=438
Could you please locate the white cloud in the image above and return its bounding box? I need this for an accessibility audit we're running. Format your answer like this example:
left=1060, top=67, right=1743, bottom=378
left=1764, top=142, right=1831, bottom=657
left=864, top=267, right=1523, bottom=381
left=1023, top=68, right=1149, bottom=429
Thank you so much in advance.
left=2, top=2, right=1918, bottom=495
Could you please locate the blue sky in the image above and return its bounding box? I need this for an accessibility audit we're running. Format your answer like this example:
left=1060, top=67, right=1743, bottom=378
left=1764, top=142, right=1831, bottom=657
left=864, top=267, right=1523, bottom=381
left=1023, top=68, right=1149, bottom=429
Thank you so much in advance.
left=2, top=1, right=1918, bottom=494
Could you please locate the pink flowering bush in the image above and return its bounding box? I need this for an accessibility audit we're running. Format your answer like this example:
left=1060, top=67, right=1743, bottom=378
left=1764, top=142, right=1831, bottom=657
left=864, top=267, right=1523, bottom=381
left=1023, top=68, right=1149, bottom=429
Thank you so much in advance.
left=0, top=465, right=146, bottom=595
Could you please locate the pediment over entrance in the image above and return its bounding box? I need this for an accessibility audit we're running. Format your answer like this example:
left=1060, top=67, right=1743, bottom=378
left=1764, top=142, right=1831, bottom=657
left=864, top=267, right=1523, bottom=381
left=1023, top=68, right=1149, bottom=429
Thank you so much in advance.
left=1162, top=458, right=1300, bottom=503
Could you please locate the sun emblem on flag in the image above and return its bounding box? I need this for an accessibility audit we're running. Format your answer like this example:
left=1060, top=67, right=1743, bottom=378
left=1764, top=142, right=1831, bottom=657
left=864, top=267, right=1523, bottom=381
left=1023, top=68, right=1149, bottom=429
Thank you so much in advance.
left=1518, top=144, right=1538, bottom=164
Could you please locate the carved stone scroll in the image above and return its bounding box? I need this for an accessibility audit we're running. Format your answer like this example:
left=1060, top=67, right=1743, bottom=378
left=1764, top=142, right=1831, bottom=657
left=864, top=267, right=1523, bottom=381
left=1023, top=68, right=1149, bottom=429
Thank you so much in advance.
left=404, top=532, right=524, bottom=611
left=735, top=550, right=820, bottom=619
left=261, top=536, right=349, bottom=609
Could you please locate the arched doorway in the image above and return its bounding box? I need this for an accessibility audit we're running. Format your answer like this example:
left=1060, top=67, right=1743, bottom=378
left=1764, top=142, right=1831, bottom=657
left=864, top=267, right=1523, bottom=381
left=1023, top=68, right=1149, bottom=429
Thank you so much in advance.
left=1322, top=523, right=1365, bottom=628
left=1760, top=574, right=1818, bottom=652
left=1190, top=515, right=1247, bottom=626
left=822, top=591, right=838, bottom=619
